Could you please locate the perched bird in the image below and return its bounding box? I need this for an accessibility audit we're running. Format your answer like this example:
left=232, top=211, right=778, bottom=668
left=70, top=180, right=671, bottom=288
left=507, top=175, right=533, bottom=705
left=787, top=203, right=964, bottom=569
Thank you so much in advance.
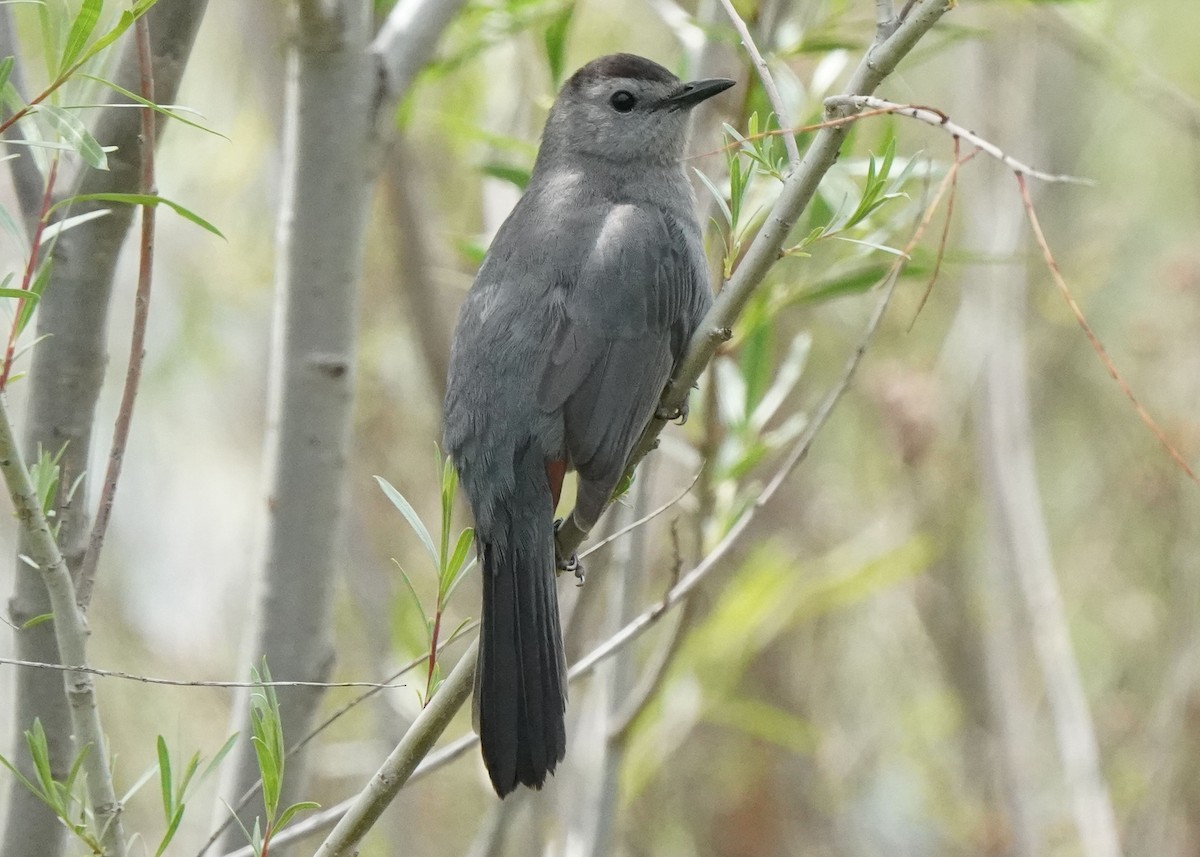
left=443, top=53, right=733, bottom=797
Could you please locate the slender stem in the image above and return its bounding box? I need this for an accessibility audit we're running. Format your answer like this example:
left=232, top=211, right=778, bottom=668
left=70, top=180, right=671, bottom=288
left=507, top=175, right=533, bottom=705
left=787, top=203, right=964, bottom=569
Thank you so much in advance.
left=76, top=14, right=158, bottom=607
left=715, top=0, right=801, bottom=167
left=0, top=157, right=58, bottom=391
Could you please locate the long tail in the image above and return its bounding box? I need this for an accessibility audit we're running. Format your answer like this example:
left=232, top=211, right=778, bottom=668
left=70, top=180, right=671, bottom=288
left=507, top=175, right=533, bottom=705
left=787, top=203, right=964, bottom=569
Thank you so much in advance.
left=473, top=451, right=567, bottom=797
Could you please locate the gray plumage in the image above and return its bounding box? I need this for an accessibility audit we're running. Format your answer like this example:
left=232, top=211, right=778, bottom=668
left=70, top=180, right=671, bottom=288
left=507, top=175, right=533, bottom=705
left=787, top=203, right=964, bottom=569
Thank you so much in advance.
left=443, top=53, right=733, bottom=797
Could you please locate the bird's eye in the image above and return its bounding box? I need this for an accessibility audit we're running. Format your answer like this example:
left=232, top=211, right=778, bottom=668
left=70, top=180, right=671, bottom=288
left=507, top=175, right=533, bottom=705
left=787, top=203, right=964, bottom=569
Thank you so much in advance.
left=610, top=90, right=637, bottom=113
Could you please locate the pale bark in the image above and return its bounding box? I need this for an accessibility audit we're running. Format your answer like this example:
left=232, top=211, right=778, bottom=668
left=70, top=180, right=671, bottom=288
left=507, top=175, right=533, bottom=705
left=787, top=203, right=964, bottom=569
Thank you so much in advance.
left=213, top=1, right=374, bottom=847
left=1, top=5, right=209, bottom=856
left=970, top=32, right=1122, bottom=857
left=213, top=0, right=471, bottom=849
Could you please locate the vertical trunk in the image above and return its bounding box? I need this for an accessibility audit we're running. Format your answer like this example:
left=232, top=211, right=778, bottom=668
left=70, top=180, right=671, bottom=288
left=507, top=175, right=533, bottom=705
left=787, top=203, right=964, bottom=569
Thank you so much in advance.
left=969, top=25, right=1122, bottom=857
left=0, top=5, right=209, bottom=856
left=214, top=1, right=374, bottom=848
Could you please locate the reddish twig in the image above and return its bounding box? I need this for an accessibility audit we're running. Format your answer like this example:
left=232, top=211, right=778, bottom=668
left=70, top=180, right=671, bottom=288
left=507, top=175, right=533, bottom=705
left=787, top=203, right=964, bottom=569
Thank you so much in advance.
left=77, top=15, right=158, bottom=606
left=908, top=135, right=964, bottom=329
left=1015, top=172, right=1198, bottom=484
left=0, top=156, right=58, bottom=390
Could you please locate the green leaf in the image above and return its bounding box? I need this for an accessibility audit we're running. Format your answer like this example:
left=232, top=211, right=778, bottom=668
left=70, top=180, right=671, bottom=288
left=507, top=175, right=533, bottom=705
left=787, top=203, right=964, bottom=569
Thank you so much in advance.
left=70, top=0, right=157, bottom=73
left=200, top=733, right=240, bottom=782
left=0, top=56, right=14, bottom=95
left=20, top=612, right=53, bottom=629
left=59, top=0, right=103, bottom=74
left=36, top=104, right=107, bottom=169
left=16, top=259, right=52, bottom=336
left=275, top=800, right=320, bottom=832
left=693, top=167, right=732, bottom=229
left=156, top=803, right=186, bottom=857
left=51, top=192, right=224, bottom=237
left=440, top=527, right=474, bottom=600
left=79, top=73, right=229, bottom=139
left=393, top=560, right=432, bottom=648
left=480, top=162, right=530, bottom=190
left=543, top=4, right=574, bottom=85
left=375, top=475, right=439, bottom=567
left=157, top=736, right=173, bottom=822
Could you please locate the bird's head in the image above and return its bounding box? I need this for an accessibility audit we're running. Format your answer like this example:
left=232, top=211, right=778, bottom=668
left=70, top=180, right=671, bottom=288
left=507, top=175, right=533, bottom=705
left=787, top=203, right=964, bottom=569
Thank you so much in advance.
left=538, top=53, right=735, bottom=167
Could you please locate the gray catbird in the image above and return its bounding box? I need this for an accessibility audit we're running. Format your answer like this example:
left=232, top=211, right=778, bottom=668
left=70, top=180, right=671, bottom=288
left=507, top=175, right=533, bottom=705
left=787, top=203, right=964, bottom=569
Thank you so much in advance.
left=443, top=53, right=734, bottom=797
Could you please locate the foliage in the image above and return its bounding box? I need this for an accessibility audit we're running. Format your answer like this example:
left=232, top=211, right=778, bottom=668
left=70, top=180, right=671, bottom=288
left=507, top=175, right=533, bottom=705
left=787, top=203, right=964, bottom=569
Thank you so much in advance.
left=376, top=451, right=475, bottom=705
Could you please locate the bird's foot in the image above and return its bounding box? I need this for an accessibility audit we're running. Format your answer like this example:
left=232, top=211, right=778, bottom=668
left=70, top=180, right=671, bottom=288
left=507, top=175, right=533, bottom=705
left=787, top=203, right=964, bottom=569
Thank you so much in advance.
left=656, top=379, right=695, bottom=425
left=656, top=400, right=689, bottom=425
left=554, top=519, right=586, bottom=585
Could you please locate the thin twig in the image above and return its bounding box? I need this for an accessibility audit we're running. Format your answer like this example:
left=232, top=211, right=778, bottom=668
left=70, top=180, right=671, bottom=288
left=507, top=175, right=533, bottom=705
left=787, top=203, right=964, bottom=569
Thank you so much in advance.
left=1015, top=173, right=1198, bottom=483
left=0, top=156, right=58, bottom=390
left=715, top=0, right=801, bottom=168
left=824, top=95, right=1094, bottom=185
left=908, top=135, right=964, bottom=329
left=76, top=16, right=158, bottom=606
left=0, top=656, right=413, bottom=689
left=579, top=469, right=701, bottom=560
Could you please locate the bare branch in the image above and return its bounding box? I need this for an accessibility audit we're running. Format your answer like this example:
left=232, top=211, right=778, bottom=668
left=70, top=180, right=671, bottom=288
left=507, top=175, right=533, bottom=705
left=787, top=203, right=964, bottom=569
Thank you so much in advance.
left=715, top=0, right=800, bottom=167
left=824, top=95, right=1094, bottom=184
left=370, top=0, right=471, bottom=120
left=0, top=657, right=412, bottom=689
left=76, top=13, right=159, bottom=608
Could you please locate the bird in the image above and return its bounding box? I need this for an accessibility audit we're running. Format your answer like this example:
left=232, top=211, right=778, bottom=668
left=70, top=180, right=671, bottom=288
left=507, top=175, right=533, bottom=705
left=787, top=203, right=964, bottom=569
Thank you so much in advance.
left=443, top=53, right=733, bottom=797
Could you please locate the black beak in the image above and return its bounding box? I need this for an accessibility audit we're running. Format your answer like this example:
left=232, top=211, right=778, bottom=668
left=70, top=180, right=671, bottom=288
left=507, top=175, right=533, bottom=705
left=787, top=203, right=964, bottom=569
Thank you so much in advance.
left=663, top=77, right=736, bottom=111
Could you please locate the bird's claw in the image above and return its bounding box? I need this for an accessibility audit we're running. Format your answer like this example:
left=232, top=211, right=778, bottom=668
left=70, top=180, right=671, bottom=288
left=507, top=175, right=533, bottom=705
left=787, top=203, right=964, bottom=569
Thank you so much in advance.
left=656, top=401, right=689, bottom=425
left=554, top=518, right=586, bottom=585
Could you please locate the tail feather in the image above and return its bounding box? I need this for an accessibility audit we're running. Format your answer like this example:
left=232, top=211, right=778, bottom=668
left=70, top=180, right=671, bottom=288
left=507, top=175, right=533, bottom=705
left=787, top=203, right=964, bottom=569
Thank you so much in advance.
left=475, top=456, right=567, bottom=797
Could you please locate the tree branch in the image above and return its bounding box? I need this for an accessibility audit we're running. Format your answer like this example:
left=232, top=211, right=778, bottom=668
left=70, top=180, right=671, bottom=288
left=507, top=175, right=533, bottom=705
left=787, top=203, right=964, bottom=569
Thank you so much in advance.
left=370, top=0, right=472, bottom=120
left=311, top=647, right=478, bottom=857
left=715, top=0, right=800, bottom=167
left=76, top=12, right=159, bottom=608
left=0, top=394, right=127, bottom=855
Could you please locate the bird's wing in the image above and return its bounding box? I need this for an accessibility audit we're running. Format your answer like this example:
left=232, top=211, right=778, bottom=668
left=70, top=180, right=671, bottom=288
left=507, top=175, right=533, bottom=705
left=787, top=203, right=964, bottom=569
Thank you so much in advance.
left=537, top=203, right=705, bottom=485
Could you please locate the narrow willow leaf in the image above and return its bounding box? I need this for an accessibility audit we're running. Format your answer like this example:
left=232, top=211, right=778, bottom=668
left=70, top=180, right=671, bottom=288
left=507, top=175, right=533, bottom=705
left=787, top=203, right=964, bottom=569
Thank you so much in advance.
left=0, top=56, right=14, bottom=94
left=71, top=0, right=157, bottom=72
left=37, top=104, right=106, bottom=169
left=39, top=207, right=112, bottom=243
left=59, top=0, right=103, bottom=74
left=52, top=192, right=224, bottom=237
left=79, top=73, right=229, bottom=139
left=156, top=737, right=173, bottom=822
left=375, top=475, right=439, bottom=566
